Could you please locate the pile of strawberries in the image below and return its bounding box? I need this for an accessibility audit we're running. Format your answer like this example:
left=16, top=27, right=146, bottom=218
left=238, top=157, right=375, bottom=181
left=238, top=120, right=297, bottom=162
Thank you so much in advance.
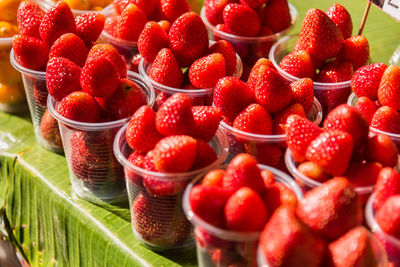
left=189, top=153, right=298, bottom=266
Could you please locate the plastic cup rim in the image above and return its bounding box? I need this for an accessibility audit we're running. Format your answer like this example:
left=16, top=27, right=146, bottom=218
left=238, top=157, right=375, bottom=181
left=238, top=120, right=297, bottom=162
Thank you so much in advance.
left=10, top=49, right=46, bottom=78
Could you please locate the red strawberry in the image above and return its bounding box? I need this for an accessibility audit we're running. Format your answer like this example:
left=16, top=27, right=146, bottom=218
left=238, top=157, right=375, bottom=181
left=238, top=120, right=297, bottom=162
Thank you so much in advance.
left=297, top=177, right=363, bottom=240
left=189, top=53, right=226, bottom=89
left=223, top=153, right=265, bottom=194
left=80, top=56, right=120, bottom=98
left=192, top=106, right=222, bottom=142
left=316, top=61, right=353, bottom=83
left=295, top=8, right=343, bottom=61
left=169, top=12, right=209, bottom=67
left=104, top=16, right=118, bottom=36
left=152, top=135, right=197, bottom=172
left=213, top=77, right=253, bottom=121
left=351, top=63, right=387, bottom=100
left=258, top=0, right=291, bottom=33
left=189, top=184, right=231, bottom=227
left=259, top=205, right=326, bottom=267
left=262, top=167, right=278, bottom=187
left=105, top=78, right=147, bottom=119
left=126, top=151, right=146, bottom=186
left=225, top=187, right=267, bottom=231
left=371, top=106, right=400, bottom=134
left=252, top=27, right=275, bottom=57
left=113, top=0, right=157, bottom=16
left=367, top=134, right=399, bottom=167
left=75, top=13, right=105, bottom=46
left=273, top=103, right=305, bottom=135
left=297, top=161, right=330, bottom=183
left=142, top=173, right=187, bottom=196
left=192, top=139, right=218, bottom=170
left=278, top=50, right=315, bottom=79
left=49, top=33, right=88, bottom=67
left=325, top=3, right=353, bottom=39
left=209, top=40, right=237, bottom=76
left=354, top=96, right=378, bottom=123
left=46, top=57, right=81, bottom=101
left=285, top=115, right=323, bottom=162
left=264, top=182, right=298, bottom=215
left=378, top=65, right=400, bottom=111
left=247, top=57, right=275, bottom=90
left=33, top=80, right=48, bottom=108
left=338, top=35, right=370, bottom=70
left=158, top=20, right=171, bottom=33
left=17, top=1, right=44, bottom=38
left=156, top=93, right=195, bottom=136
left=375, top=195, right=400, bottom=239
left=56, top=91, right=100, bottom=122
left=233, top=103, right=273, bottom=135
left=202, top=169, right=225, bottom=187
left=204, top=0, right=235, bottom=25
left=39, top=2, right=76, bottom=46
left=148, top=48, right=183, bottom=88
left=214, top=23, right=231, bottom=34
left=328, top=226, right=380, bottom=266
left=290, top=78, right=314, bottom=113
left=306, top=130, right=354, bottom=176
left=245, top=143, right=283, bottom=167
left=116, top=3, right=147, bottom=42
left=345, top=161, right=382, bottom=188
left=160, top=0, right=190, bottom=22
left=12, top=35, right=49, bottom=70
left=222, top=4, right=261, bottom=37
left=138, top=21, right=169, bottom=63
left=87, top=44, right=127, bottom=78
left=373, top=167, right=400, bottom=210
left=240, top=0, right=267, bottom=8
left=40, top=109, right=62, bottom=148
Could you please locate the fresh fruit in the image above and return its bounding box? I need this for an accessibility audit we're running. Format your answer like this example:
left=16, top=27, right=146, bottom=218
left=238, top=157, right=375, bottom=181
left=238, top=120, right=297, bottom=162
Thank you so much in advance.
left=316, top=61, right=353, bottom=83
left=192, top=139, right=218, bottom=170
left=247, top=57, right=275, bottom=92
left=222, top=4, right=260, bottom=37
left=354, top=96, right=378, bottom=123
left=12, top=34, right=49, bottom=70
left=375, top=195, right=400, bottom=239
left=366, top=134, right=398, bottom=167
left=116, top=3, right=147, bottom=42
left=351, top=63, right=387, bottom=100
left=40, top=109, right=62, bottom=148
left=202, top=169, right=225, bottom=187
left=233, top=103, right=272, bottom=135
left=189, top=53, right=226, bottom=89
left=325, top=3, right=352, bottom=39
left=75, top=13, right=105, bottom=45
left=264, top=182, right=298, bottom=214
left=338, top=35, right=370, bottom=70
left=0, top=0, right=21, bottom=23
left=297, top=161, right=330, bottom=183
left=113, top=0, right=156, bottom=16
left=240, top=0, right=266, bottom=9
left=378, top=65, right=400, bottom=111
left=373, top=167, right=400, bottom=210
left=344, top=162, right=382, bottom=188
left=245, top=143, right=283, bottom=167
left=56, top=91, right=100, bottom=122
left=0, top=21, right=18, bottom=38
left=148, top=48, right=183, bottom=88
left=371, top=106, right=400, bottom=134
left=289, top=78, right=314, bottom=113
left=160, top=0, right=190, bottom=22
left=204, top=0, right=235, bottom=27
left=192, top=106, right=222, bottom=142
left=87, top=44, right=127, bottom=78
left=278, top=50, right=315, bottom=79
left=209, top=40, right=237, bottom=76
left=272, top=103, right=305, bottom=135
left=104, top=16, right=118, bottom=36
left=17, top=1, right=44, bottom=39
left=138, top=21, right=169, bottom=63
left=49, top=33, right=88, bottom=67
left=259, top=0, right=291, bottom=33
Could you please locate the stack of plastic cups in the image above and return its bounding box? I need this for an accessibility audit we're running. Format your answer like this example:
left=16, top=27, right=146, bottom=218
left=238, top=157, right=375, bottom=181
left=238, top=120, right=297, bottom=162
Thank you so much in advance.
left=270, top=35, right=352, bottom=115
left=183, top=165, right=303, bottom=267
left=113, top=126, right=229, bottom=251
left=48, top=72, right=155, bottom=204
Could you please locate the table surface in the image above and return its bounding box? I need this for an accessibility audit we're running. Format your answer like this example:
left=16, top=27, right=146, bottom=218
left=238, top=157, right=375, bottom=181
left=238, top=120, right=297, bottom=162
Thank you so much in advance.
left=1, top=1, right=400, bottom=266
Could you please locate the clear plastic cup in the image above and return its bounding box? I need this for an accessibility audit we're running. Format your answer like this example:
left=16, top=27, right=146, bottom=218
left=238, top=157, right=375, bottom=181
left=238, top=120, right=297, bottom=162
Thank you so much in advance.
left=39, top=0, right=114, bottom=16
left=10, top=49, right=63, bottom=152
left=113, top=125, right=229, bottom=251
left=366, top=194, right=399, bottom=267
left=270, top=35, right=352, bottom=114
left=48, top=71, right=155, bottom=204
left=218, top=97, right=322, bottom=170
left=201, top=4, right=298, bottom=80
left=183, top=164, right=303, bottom=267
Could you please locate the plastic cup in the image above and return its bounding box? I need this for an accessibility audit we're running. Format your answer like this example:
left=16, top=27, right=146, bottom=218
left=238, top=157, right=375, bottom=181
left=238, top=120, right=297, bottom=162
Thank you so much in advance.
left=183, top=164, right=303, bottom=267
left=38, top=0, right=114, bottom=16
left=113, top=125, right=229, bottom=251
left=218, top=97, right=322, bottom=170
left=366, top=194, right=399, bottom=267
left=48, top=71, right=155, bottom=204
left=269, top=35, right=352, bottom=114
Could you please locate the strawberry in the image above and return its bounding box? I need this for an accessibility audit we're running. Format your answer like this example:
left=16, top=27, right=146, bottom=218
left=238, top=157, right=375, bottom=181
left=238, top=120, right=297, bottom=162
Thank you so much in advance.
left=371, top=106, right=400, bottom=134
left=367, top=134, right=399, bottom=167
left=160, top=0, right=190, bottom=22
left=158, top=20, right=171, bottom=33
left=354, top=96, right=378, bottom=123
left=278, top=50, right=315, bottom=79
left=375, top=195, right=400, bottom=239
left=295, top=8, right=343, bottom=61
left=252, top=27, right=275, bottom=58
left=345, top=162, right=382, bottom=188
left=297, top=177, right=363, bottom=240
left=148, top=48, right=183, bottom=88
left=328, top=226, right=380, bottom=266
left=12, top=35, right=49, bottom=70
left=240, top=0, right=267, bottom=8
left=204, top=0, right=235, bottom=25
left=264, top=182, right=298, bottom=215
left=272, top=103, right=305, bottom=135
left=209, top=40, right=237, bottom=76
left=261, top=168, right=276, bottom=187
left=378, top=65, right=400, bottom=111
left=104, top=16, right=118, bottom=36
left=325, top=3, right=353, bottom=39
left=39, top=2, right=76, bottom=46
left=152, top=135, right=197, bottom=172
left=75, top=13, right=105, bottom=46
left=87, top=44, right=127, bottom=78
left=223, top=153, right=265, bottom=194
left=192, top=139, right=218, bottom=170
left=116, top=3, right=147, bottom=42
left=285, top=114, right=323, bottom=162
left=17, top=1, right=44, bottom=39
left=222, top=4, right=261, bottom=37
left=245, top=142, right=283, bottom=167
left=49, top=33, right=88, bottom=67
left=213, top=77, right=253, bottom=121
left=126, top=151, right=146, bottom=186
left=258, top=0, right=291, bottom=33
left=142, top=173, right=188, bottom=196
left=259, top=205, right=326, bottom=267
left=40, top=109, right=62, bottom=148
left=189, top=184, right=231, bottom=227
left=297, top=161, right=330, bottom=183
left=80, top=56, right=120, bottom=98
left=156, top=93, right=195, bottom=136
left=113, top=0, right=156, bottom=16
left=189, top=53, right=226, bottom=89
left=338, top=35, right=370, bottom=70
left=247, top=57, right=275, bottom=90
left=351, top=63, right=387, bottom=100
left=46, top=57, right=81, bottom=101
left=105, top=78, right=147, bottom=119
left=373, top=167, right=400, bottom=210
left=316, top=61, right=353, bottom=83
left=202, top=169, right=225, bottom=187
left=225, top=187, right=267, bottom=231
left=169, top=12, right=209, bottom=67
left=138, top=21, right=169, bottom=63
left=233, top=103, right=273, bottom=135
left=192, top=106, right=222, bottom=142
left=56, top=91, right=100, bottom=122
left=33, top=80, right=48, bottom=108
left=290, top=78, right=314, bottom=113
